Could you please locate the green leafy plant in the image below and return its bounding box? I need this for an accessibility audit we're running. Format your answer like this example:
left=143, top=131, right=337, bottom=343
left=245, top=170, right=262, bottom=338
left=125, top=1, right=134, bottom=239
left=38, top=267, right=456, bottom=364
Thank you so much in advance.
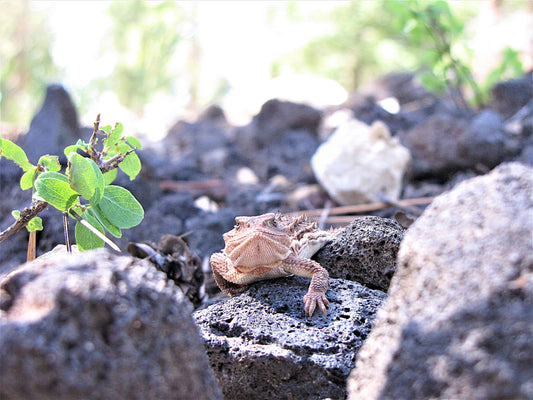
left=281, top=0, right=524, bottom=109
left=0, top=115, right=144, bottom=253
left=384, top=0, right=482, bottom=108
left=381, top=0, right=524, bottom=107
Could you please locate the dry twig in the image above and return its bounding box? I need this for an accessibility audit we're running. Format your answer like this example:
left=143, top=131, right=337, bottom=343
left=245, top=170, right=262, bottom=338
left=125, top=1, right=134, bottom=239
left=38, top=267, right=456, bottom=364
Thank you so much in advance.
left=291, top=196, right=435, bottom=226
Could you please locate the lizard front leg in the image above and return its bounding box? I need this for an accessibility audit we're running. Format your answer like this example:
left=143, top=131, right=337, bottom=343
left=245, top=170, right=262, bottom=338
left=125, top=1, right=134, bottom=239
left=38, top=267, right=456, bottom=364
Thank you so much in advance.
left=210, top=252, right=250, bottom=296
left=281, top=254, right=329, bottom=316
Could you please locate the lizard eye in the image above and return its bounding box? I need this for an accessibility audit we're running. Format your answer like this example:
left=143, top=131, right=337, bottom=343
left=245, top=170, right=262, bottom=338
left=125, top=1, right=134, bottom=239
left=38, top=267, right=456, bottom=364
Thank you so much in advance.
left=267, top=219, right=282, bottom=229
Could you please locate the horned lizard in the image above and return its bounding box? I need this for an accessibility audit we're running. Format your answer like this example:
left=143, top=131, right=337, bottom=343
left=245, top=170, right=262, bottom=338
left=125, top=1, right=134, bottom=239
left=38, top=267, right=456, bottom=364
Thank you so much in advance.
left=210, top=213, right=335, bottom=316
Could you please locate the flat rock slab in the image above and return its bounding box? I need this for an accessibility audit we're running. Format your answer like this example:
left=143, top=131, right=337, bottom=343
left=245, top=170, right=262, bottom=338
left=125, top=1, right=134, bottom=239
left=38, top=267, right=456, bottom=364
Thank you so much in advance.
left=194, top=276, right=386, bottom=400
left=0, top=249, right=222, bottom=400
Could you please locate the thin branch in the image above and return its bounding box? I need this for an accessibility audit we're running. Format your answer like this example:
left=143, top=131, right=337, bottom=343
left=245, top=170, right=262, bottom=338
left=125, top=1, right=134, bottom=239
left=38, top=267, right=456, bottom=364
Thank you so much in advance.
left=0, top=200, right=48, bottom=243
left=290, top=196, right=435, bottom=219
left=159, top=179, right=227, bottom=191
left=88, top=113, right=101, bottom=163
left=99, top=147, right=137, bottom=174
left=63, top=211, right=71, bottom=253
left=69, top=209, right=121, bottom=252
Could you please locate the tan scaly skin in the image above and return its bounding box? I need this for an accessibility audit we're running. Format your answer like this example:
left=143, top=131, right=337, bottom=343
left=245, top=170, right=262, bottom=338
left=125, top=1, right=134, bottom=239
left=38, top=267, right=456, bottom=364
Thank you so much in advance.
left=210, top=213, right=333, bottom=316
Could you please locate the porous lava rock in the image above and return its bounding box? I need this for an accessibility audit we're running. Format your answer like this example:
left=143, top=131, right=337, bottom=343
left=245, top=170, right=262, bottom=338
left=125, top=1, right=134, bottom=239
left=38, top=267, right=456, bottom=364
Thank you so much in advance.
left=194, top=276, right=386, bottom=400
left=314, top=216, right=404, bottom=291
left=0, top=249, right=222, bottom=400
left=347, top=162, right=533, bottom=400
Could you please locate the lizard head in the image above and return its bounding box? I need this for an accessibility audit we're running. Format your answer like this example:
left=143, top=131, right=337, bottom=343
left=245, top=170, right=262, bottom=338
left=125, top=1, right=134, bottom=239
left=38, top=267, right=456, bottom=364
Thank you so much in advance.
left=222, top=213, right=292, bottom=269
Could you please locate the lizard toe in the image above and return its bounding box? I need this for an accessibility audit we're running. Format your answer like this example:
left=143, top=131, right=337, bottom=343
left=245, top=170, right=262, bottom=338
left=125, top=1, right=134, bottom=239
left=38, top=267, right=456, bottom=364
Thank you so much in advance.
left=303, top=291, right=329, bottom=317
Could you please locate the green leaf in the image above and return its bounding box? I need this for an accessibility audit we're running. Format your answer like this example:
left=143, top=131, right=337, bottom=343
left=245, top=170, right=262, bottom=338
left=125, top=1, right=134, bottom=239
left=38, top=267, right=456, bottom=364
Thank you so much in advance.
left=99, top=185, right=144, bottom=229
left=100, top=125, right=112, bottom=134
left=64, top=140, right=89, bottom=157
left=34, top=171, right=78, bottom=211
left=27, top=217, right=43, bottom=232
left=117, top=141, right=141, bottom=180
left=64, top=146, right=84, bottom=158
left=126, top=135, right=142, bottom=149
left=89, top=206, right=122, bottom=238
left=11, top=210, right=20, bottom=219
left=0, top=139, right=34, bottom=171
left=68, top=152, right=96, bottom=200
left=75, top=211, right=105, bottom=250
left=105, top=122, right=123, bottom=147
left=103, top=169, right=118, bottom=185
left=88, top=159, right=105, bottom=205
left=20, top=167, right=38, bottom=190
left=119, top=152, right=141, bottom=180
left=38, top=155, right=61, bottom=172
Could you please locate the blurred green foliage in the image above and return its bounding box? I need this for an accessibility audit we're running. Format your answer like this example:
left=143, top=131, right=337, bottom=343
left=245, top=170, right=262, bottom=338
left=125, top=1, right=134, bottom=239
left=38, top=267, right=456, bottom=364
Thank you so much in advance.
left=483, top=47, right=524, bottom=93
left=98, top=0, right=185, bottom=113
left=275, top=1, right=405, bottom=90
left=0, top=0, right=528, bottom=125
left=0, top=0, right=59, bottom=124
left=386, top=0, right=482, bottom=108
left=280, top=0, right=525, bottom=108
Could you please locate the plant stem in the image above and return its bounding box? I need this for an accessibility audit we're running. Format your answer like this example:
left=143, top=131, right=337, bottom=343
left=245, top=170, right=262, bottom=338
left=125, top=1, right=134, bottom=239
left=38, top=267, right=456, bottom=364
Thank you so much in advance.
left=27, top=230, right=36, bottom=262
left=63, top=211, right=71, bottom=253
left=68, top=209, right=121, bottom=252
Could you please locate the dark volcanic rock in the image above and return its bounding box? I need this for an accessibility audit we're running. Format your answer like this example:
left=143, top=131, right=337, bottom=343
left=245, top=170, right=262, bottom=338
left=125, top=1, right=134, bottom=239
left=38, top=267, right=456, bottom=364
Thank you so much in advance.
left=0, top=249, right=222, bottom=400
left=249, top=128, right=320, bottom=182
left=233, top=99, right=323, bottom=183
left=185, top=208, right=237, bottom=261
left=398, top=113, right=470, bottom=178
left=505, top=98, right=533, bottom=138
left=315, top=216, right=404, bottom=291
left=194, top=276, right=386, bottom=400
left=350, top=97, right=418, bottom=135
left=398, top=111, right=521, bottom=179
left=22, top=84, right=81, bottom=164
left=347, top=162, right=533, bottom=400
left=252, top=99, right=322, bottom=144
left=491, top=73, right=533, bottom=119
left=161, top=116, right=238, bottom=180
left=462, top=109, right=521, bottom=166
left=364, top=72, right=433, bottom=105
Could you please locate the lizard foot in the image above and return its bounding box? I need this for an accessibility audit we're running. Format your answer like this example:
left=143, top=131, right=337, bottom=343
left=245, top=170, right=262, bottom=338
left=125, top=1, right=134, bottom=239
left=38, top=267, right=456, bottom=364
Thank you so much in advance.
left=303, top=291, right=329, bottom=316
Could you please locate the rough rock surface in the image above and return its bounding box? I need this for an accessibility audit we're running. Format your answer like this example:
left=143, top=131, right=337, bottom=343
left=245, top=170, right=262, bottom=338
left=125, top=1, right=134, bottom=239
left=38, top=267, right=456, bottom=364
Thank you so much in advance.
left=347, top=162, right=533, bottom=400
left=315, top=216, right=404, bottom=291
left=22, top=84, right=81, bottom=164
left=194, top=276, right=387, bottom=400
left=311, top=119, right=411, bottom=204
left=0, top=249, right=222, bottom=400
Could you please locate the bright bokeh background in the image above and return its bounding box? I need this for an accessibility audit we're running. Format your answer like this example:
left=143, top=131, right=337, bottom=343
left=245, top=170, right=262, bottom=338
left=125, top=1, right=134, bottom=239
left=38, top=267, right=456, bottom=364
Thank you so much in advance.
left=1, top=0, right=531, bottom=140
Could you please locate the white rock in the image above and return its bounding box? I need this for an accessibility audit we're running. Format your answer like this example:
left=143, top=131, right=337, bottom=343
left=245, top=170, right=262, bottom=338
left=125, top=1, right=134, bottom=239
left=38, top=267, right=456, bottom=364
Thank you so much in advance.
left=194, top=196, right=219, bottom=213
left=236, top=167, right=259, bottom=185
left=311, top=119, right=411, bottom=205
